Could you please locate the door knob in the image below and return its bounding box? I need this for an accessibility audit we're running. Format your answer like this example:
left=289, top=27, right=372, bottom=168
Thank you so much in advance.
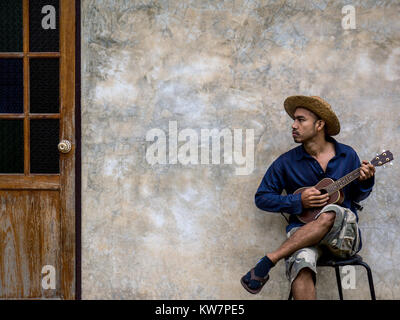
left=58, top=140, right=72, bottom=153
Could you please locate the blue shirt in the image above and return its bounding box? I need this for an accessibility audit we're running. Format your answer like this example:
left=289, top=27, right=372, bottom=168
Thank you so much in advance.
left=255, top=136, right=374, bottom=248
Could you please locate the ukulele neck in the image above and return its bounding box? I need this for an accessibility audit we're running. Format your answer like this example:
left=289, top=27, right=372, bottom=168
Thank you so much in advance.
left=325, top=168, right=361, bottom=195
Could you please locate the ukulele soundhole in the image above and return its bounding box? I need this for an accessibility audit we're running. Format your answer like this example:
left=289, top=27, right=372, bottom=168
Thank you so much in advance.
left=319, top=188, right=328, bottom=195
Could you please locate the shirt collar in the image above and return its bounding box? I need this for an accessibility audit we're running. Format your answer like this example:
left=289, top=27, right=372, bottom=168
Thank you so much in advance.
left=295, top=136, right=346, bottom=161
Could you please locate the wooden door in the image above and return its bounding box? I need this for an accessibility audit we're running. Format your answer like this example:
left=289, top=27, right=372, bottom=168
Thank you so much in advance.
left=0, top=0, right=75, bottom=299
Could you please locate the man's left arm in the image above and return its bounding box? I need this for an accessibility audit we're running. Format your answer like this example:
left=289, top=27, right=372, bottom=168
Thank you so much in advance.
left=350, top=153, right=376, bottom=202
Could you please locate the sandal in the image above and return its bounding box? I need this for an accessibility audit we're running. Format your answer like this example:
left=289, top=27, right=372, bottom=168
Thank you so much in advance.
left=240, top=268, right=270, bottom=294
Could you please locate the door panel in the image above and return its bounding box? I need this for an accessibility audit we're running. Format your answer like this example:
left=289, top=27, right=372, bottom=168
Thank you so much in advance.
left=0, top=191, right=60, bottom=298
left=0, top=0, right=75, bottom=299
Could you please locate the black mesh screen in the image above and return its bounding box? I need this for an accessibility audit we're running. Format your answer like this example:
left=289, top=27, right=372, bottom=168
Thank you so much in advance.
left=30, top=119, right=59, bottom=173
left=0, top=58, right=24, bottom=113
left=0, top=119, right=24, bottom=173
left=29, top=0, right=59, bottom=52
left=0, top=0, right=23, bottom=52
left=30, top=58, right=59, bottom=113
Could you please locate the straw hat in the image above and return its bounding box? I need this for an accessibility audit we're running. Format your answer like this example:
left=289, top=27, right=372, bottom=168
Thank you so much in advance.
left=284, top=95, right=340, bottom=136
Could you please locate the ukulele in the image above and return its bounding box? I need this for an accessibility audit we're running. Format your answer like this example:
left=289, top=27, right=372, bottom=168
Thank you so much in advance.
left=294, top=150, right=394, bottom=223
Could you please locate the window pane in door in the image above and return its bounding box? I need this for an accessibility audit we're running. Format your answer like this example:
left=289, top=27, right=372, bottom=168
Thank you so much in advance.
left=0, top=119, right=24, bottom=173
left=0, top=58, right=24, bottom=114
left=30, top=119, right=59, bottom=174
left=0, top=0, right=23, bottom=52
left=29, top=0, right=59, bottom=52
left=30, top=58, right=59, bottom=113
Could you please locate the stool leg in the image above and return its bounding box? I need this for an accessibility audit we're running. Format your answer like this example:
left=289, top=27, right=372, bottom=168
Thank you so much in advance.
left=335, top=266, right=344, bottom=300
left=358, top=262, right=376, bottom=300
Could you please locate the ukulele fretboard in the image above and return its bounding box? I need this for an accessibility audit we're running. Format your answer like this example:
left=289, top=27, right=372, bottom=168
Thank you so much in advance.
left=325, top=168, right=361, bottom=194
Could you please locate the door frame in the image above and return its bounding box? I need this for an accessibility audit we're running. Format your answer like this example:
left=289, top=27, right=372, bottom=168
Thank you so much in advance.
left=58, top=0, right=76, bottom=300
left=75, top=0, right=81, bottom=300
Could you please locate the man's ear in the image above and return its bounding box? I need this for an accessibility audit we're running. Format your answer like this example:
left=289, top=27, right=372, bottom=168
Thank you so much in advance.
left=316, top=119, right=326, bottom=132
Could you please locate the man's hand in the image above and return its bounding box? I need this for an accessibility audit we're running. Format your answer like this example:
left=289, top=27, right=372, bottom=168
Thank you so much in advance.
left=301, top=187, right=329, bottom=209
left=359, top=160, right=375, bottom=181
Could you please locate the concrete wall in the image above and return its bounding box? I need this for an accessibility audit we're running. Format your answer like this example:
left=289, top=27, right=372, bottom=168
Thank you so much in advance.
left=81, top=0, right=400, bottom=299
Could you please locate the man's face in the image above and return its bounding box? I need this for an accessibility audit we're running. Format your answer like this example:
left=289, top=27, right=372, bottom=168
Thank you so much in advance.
left=291, top=107, right=321, bottom=143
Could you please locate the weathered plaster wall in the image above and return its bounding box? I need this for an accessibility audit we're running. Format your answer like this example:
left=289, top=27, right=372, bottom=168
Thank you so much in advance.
left=81, top=0, right=400, bottom=299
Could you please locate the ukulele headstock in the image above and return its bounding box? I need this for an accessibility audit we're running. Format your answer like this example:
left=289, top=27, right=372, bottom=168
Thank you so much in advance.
left=370, top=150, right=394, bottom=167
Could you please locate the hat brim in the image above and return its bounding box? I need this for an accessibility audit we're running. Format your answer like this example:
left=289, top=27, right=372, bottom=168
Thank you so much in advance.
left=284, top=95, right=340, bottom=136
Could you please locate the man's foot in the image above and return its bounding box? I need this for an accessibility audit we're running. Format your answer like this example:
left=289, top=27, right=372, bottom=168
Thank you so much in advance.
left=240, top=256, right=275, bottom=294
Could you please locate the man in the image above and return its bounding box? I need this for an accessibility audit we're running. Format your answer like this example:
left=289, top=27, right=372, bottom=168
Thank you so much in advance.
left=240, top=95, right=375, bottom=300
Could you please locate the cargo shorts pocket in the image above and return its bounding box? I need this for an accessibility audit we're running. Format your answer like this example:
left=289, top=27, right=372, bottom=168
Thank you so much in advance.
left=328, top=209, right=359, bottom=258
left=339, top=210, right=360, bottom=256
left=319, top=205, right=360, bottom=258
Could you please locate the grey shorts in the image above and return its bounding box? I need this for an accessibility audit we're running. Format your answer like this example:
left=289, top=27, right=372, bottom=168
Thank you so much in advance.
left=285, top=204, right=360, bottom=285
